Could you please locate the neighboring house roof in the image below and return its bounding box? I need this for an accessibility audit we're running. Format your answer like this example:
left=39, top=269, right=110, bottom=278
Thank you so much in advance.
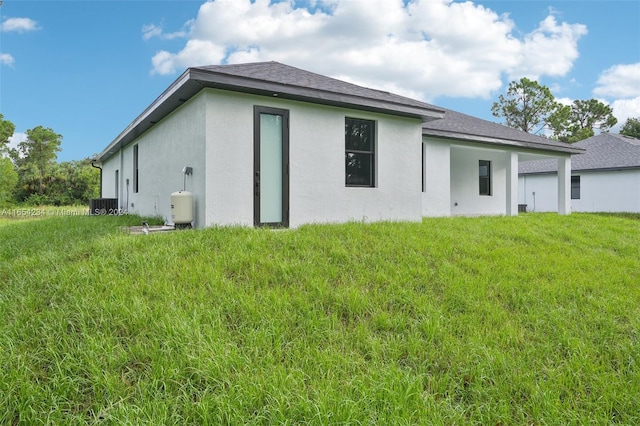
left=422, top=107, right=584, bottom=155
left=519, top=133, right=640, bottom=174
left=97, top=61, right=445, bottom=162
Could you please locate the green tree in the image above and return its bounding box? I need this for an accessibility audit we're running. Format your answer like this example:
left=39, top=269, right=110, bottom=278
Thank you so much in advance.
left=0, top=157, right=18, bottom=205
left=0, top=114, right=16, bottom=153
left=549, top=99, right=617, bottom=143
left=48, top=159, right=100, bottom=205
left=620, top=117, right=640, bottom=138
left=12, top=126, right=62, bottom=196
left=491, top=77, right=559, bottom=134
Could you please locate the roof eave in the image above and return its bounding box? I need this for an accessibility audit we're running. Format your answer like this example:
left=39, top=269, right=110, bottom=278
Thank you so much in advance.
left=422, top=129, right=586, bottom=155
left=187, top=68, right=444, bottom=121
left=521, top=165, right=640, bottom=175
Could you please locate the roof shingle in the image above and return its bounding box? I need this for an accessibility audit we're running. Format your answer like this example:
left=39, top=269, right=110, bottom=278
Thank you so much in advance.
left=519, top=133, right=640, bottom=174
left=196, top=62, right=443, bottom=113
left=422, top=107, right=584, bottom=154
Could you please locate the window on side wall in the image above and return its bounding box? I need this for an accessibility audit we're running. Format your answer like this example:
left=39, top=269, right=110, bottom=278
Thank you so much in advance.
left=571, top=175, right=580, bottom=199
left=345, top=117, right=375, bottom=187
left=422, top=142, right=426, bottom=193
left=133, top=145, right=139, bottom=193
left=479, top=160, right=492, bottom=196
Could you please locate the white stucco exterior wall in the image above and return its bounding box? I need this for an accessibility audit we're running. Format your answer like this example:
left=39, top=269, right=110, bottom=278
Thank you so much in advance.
left=519, top=169, right=640, bottom=213
left=506, top=151, right=519, bottom=215
left=449, top=146, right=510, bottom=216
left=557, top=156, right=571, bottom=215
left=101, top=154, right=118, bottom=202
left=101, top=93, right=207, bottom=225
left=575, top=170, right=640, bottom=212
left=203, top=89, right=423, bottom=227
left=202, top=90, right=254, bottom=227
left=422, top=138, right=451, bottom=216
left=518, top=173, right=558, bottom=212
left=103, top=88, right=425, bottom=228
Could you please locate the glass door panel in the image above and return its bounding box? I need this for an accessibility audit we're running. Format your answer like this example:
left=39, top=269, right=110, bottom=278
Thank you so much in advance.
left=259, top=113, right=283, bottom=223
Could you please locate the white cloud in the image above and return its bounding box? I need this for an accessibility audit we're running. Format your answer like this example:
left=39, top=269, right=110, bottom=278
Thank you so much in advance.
left=611, top=97, right=640, bottom=131
left=142, top=23, right=163, bottom=40
left=0, top=53, right=15, bottom=67
left=142, top=21, right=192, bottom=41
left=151, top=40, right=226, bottom=75
left=0, top=17, right=40, bottom=33
left=1, top=17, right=40, bottom=67
left=590, top=63, right=640, bottom=131
left=555, top=97, right=573, bottom=107
left=148, top=0, right=588, bottom=102
left=593, top=63, right=640, bottom=99
left=8, top=132, right=27, bottom=151
left=510, top=15, right=587, bottom=81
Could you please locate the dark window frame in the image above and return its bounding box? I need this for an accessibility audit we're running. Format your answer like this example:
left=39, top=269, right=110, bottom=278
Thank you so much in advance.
left=422, top=142, right=426, bottom=193
left=253, top=105, right=290, bottom=228
left=133, top=145, right=139, bottom=193
left=345, top=117, right=376, bottom=187
left=479, top=160, right=492, bottom=196
left=571, top=175, right=580, bottom=199
left=115, top=169, right=119, bottom=201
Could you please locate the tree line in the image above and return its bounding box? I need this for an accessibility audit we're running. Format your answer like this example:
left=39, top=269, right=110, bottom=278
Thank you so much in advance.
left=0, top=114, right=99, bottom=206
left=491, top=77, right=640, bottom=141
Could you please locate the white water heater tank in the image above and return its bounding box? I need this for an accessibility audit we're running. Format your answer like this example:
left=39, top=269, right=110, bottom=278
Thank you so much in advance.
left=171, top=191, right=193, bottom=225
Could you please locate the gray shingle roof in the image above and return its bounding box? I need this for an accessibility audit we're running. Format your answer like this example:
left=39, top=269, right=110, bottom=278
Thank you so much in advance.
left=196, top=62, right=445, bottom=117
left=422, top=107, right=584, bottom=154
left=519, top=133, right=640, bottom=174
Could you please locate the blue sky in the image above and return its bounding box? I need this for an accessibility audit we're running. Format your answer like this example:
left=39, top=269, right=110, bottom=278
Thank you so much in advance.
left=1, top=0, right=638, bottom=162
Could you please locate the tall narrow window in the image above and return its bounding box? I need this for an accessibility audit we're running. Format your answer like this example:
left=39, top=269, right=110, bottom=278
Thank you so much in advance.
left=133, top=145, right=139, bottom=193
left=479, top=160, right=492, bottom=196
left=571, top=175, right=580, bottom=199
left=115, top=170, right=119, bottom=200
left=345, top=118, right=375, bottom=187
left=422, top=142, right=426, bottom=193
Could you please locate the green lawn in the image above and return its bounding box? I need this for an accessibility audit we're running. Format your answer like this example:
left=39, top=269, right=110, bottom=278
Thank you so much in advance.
left=1, top=212, right=638, bottom=424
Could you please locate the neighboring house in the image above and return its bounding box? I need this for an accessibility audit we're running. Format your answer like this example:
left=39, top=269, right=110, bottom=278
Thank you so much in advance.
left=519, top=133, right=640, bottom=213
left=95, top=61, right=582, bottom=228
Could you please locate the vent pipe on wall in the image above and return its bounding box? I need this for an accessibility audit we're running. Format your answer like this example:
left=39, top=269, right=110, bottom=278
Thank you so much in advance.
left=182, top=166, right=193, bottom=191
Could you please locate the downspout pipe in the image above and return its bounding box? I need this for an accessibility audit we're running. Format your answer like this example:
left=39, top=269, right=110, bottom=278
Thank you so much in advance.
left=91, top=159, right=102, bottom=197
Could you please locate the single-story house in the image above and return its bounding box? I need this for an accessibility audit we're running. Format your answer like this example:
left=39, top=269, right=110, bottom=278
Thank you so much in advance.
left=95, top=61, right=582, bottom=228
left=519, top=133, right=640, bottom=213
